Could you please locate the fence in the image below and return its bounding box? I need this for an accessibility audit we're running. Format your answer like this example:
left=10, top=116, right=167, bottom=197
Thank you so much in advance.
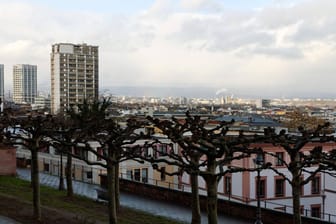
left=262, top=200, right=336, bottom=223
left=16, top=148, right=336, bottom=223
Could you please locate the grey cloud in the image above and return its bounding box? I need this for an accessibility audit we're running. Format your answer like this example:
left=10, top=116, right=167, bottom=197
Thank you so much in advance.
left=256, top=0, right=336, bottom=43
left=170, top=14, right=274, bottom=52
left=168, top=0, right=336, bottom=58
left=180, top=0, right=224, bottom=13
left=289, top=18, right=336, bottom=43
left=246, top=46, right=304, bottom=59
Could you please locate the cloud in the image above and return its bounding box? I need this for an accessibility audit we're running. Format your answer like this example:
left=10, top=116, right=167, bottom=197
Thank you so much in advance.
left=1, top=0, right=336, bottom=98
left=246, top=46, right=304, bottom=59
left=180, top=0, right=223, bottom=12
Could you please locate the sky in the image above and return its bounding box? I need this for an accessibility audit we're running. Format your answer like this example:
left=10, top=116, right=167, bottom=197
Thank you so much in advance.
left=1, top=0, right=336, bottom=98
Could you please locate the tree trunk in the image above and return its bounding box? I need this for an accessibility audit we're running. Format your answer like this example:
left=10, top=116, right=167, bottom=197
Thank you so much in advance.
left=292, top=169, right=302, bottom=224
left=59, top=151, right=65, bottom=191
left=206, top=177, right=218, bottom=224
left=107, top=161, right=117, bottom=224
left=191, top=172, right=201, bottom=224
left=205, top=156, right=218, bottom=224
left=190, top=154, right=201, bottom=224
left=31, top=148, right=41, bottom=221
left=115, top=163, right=120, bottom=211
left=65, top=152, right=73, bottom=197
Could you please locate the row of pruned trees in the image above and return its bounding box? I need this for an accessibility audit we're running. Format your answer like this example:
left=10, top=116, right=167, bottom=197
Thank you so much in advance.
left=147, top=115, right=336, bottom=224
left=1, top=101, right=336, bottom=224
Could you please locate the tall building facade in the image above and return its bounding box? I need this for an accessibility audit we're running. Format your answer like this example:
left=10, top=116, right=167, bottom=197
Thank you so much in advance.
left=0, top=64, right=4, bottom=101
left=51, top=43, right=99, bottom=114
left=0, top=64, right=4, bottom=112
left=13, top=64, right=37, bottom=104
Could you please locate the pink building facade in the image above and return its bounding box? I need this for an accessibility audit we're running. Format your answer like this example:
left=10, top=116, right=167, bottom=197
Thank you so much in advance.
left=0, top=146, right=16, bottom=176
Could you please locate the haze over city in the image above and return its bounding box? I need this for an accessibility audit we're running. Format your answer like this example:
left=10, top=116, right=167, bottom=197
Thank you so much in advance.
left=1, top=0, right=336, bottom=98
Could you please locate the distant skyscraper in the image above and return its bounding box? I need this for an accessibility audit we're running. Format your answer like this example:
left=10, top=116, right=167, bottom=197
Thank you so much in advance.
left=13, top=64, right=37, bottom=104
left=0, top=64, right=4, bottom=101
left=0, top=64, right=4, bottom=112
left=50, top=43, right=99, bottom=114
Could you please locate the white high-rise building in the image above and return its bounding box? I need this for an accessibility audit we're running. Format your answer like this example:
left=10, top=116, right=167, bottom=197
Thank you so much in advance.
left=51, top=43, right=99, bottom=114
left=13, top=64, right=37, bottom=104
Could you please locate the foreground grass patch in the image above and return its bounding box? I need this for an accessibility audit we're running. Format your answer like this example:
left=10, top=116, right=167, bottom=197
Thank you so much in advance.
left=0, top=175, right=185, bottom=224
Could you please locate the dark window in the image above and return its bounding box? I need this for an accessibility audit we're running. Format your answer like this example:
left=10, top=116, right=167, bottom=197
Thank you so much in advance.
left=300, top=206, right=304, bottom=215
left=300, top=176, right=304, bottom=196
left=86, top=171, right=92, bottom=179
left=257, top=179, right=266, bottom=198
left=142, top=168, right=148, bottom=183
left=275, top=152, right=284, bottom=166
left=311, top=176, right=320, bottom=194
left=160, top=167, right=166, bottom=181
left=44, top=163, right=49, bottom=172
left=158, top=144, right=167, bottom=155
left=74, top=147, right=88, bottom=160
left=311, top=205, right=321, bottom=218
left=144, top=148, right=150, bottom=158
left=134, top=169, right=140, bottom=181
left=97, top=148, right=102, bottom=161
left=224, top=175, right=231, bottom=195
left=275, top=178, right=285, bottom=197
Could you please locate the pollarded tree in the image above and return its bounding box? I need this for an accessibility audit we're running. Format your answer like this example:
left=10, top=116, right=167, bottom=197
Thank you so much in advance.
left=9, top=115, right=54, bottom=221
left=147, top=112, right=260, bottom=224
left=48, top=114, right=78, bottom=197
left=261, top=125, right=334, bottom=224
left=64, top=99, right=146, bottom=224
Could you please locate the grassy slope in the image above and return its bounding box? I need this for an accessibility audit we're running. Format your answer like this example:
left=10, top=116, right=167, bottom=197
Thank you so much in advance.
left=0, top=176, right=185, bottom=224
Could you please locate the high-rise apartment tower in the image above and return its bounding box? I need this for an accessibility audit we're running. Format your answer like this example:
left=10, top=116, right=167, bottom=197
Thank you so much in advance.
left=51, top=43, right=99, bottom=114
left=0, top=64, right=4, bottom=102
left=0, top=64, right=4, bottom=112
left=13, top=64, right=37, bottom=104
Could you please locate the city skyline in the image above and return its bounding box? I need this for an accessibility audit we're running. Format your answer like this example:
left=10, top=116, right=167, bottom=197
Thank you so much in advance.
left=1, top=0, right=336, bottom=98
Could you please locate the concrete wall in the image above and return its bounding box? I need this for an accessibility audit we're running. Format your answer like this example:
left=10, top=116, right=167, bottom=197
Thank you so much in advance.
left=119, top=178, right=330, bottom=224
left=0, top=146, right=16, bottom=175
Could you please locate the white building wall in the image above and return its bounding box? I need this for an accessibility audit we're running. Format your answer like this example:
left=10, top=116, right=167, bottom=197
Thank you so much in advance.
left=52, top=54, right=60, bottom=114
left=231, top=172, right=243, bottom=197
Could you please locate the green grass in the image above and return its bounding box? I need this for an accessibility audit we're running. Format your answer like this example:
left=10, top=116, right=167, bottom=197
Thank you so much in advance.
left=0, top=175, right=186, bottom=224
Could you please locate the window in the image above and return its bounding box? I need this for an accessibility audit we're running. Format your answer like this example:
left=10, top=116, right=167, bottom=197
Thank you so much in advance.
left=275, top=152, right=284, bottom=166
left=44, top=163, right=49, bottom=172
left=142, top=168, right=148, bottom=183
left=86, top=171, right=92, bottom=179
left=311, top=176, right=320, bottom=194
left=144, top=148, right=151, bottom=158
left=74, top=147, right=88, bottom=160
left=158, top=144, right=168, bottom=155
left=256, top=178, right=266, bottom=199
left=311, top=204, right=321, bottom=218
left=160, top=167, right=166, bottom=181
left=97, top=148, right=103, bottom=161
left=275, top=178, right=285, bottom=197
left=300, top=206, right=305, bottom=215
left=134, top=169, right=140, bottom=181
left=126, top=170, right=133, bottom=180
left=224, top=175, right=231, bottom=195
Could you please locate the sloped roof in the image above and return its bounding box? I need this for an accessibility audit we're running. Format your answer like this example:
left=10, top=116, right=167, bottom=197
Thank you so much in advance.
left=215, top=114, right=282, bottom=127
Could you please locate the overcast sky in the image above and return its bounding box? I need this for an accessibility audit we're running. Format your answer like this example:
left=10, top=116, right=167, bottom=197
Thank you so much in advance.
left=1, top=0, right=336, bottom=98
